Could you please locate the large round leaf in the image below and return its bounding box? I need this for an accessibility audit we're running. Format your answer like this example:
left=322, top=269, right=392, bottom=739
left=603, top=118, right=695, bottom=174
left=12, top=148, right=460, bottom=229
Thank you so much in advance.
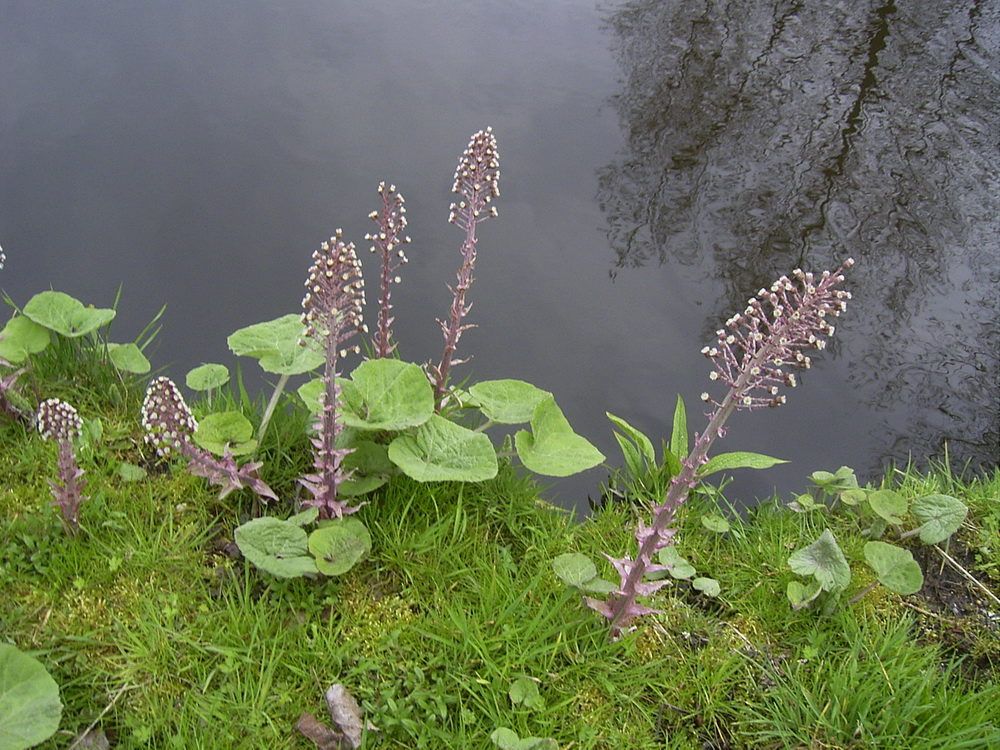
left=468, top=379, right=552, bottom=424
left=340, top=441, right=394, bottom=497
left=340, top=359, right=434, bottom=430
left=514, top=397, right=604, bottom=477
left=552, top=552, right=598, bottom=588
left=0, top=643, right=62, bottom=750
left=911, top=494, right=968, bottom=545
left=388, top=415, right=498, bottom=482
left=308, top=518, right=372, bottom=576
left=863, top=542, right=923, bottom=595
left=787, top=529, right=851, bottom=592
left=227, top=314, right=324, bottom=375
left=23, top=291, right=115, bottom=338
left=186, top=363, right=230, bottom=391
left=234, top=517, right=317, bottom=578
left=867, top=489, right=908, bottom=524
left=0, top=316, right=50, bottom=364
left=107, top=343, right=151, bottom=374
left=193, top=411, right=256, bottom=456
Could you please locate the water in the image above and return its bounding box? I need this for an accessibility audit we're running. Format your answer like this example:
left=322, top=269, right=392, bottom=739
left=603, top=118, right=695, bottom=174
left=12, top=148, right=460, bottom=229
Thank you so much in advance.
left=2, top=0, right=997, bottom=513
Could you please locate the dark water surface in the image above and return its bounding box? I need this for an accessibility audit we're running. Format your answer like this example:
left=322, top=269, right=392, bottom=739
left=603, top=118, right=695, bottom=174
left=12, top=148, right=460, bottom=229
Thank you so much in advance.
left=2, top=1, right=997, bottom=512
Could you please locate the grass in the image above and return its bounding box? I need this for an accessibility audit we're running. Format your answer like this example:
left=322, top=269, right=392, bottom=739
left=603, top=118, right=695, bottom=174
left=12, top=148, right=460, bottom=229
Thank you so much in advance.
left=2, top=350, right=998, bottom=749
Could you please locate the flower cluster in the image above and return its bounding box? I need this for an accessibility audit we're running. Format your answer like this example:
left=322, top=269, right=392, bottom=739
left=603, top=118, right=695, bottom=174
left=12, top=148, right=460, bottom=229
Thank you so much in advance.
left=141, top=377, right=275, bottom=502
left=430, top=128, right=500, bottom=408
left=367, top=182, right=411, bottom=358
left=590, top=259, right=853, bottom=637
left=36, top=398, right=86, bottom=535
left=299, top=234, right=367, bottom=519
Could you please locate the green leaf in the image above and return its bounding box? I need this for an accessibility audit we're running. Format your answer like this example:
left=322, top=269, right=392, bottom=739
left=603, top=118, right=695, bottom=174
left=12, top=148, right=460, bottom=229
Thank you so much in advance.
left=287, top=507, right=319, bottom=527
left=788, top=529, right=851, bottom=592
left=840, top=488, right=868, bottom=506
left=308, top=519, right=371, bottom=576
left=340, top=441, right=393, bottom=496
left=607, top=412, right=656, bottom=477
left=580, top=578, right=618, bottom=594
left=340, top=359, right=434, bottom=430
left=234, top=517, right=317, bottom=578
left=388, top=415, right=498, bottom=482
left=787, top=493, right=825, bottom=512
left=23, top=291, right=116, bottom=338
left=193, top=411, right=256, bottom=456
left=508, top=677, right=545, bottom=711
left=786, top=579, right=822, bottom=610
left=810, top=466, right=858, bottom=492
left=863, top=542, right=923, bottom=595
left=107, top=343, right=151, bottom=374
left=490, top=728, right=558, bottom=750
left=700, top=513, right=731, bottom=533
left=0, top=316, right=50, bottom=364
left=186, top=363, right=230, bottom=392
left=657, top=547, right=696, bottom=579
left=0, top=644, right=62, bottom=750
left=297, top=378, right=325, bottom=413
left=867, top=489, right=908, bottom=524
left=699, top=451, right=787, bottom=477
left=692, top=577, right=720, bottom=597
left=514, top=397, right=604, bottom=477
left=469, top=379, right=552, bottom=424
left=670, top=395, right=688, bottom=458
left=552, top=553, right=598, bottom=588
left=227, top=314, right=324, bottom=375
left=117, top=462, right=147, bottom=482
left=911, top=494, right=968, bottom=545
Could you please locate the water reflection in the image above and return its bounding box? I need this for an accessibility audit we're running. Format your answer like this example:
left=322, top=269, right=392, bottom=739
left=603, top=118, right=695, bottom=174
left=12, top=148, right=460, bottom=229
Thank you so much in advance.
left=598, top=0, right=1000, bottom=471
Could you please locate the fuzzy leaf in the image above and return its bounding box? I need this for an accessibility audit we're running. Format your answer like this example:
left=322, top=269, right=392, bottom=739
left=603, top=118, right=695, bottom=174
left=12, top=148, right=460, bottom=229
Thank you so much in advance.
left=863, top=542, right=923, bottom=595
left=700, top=513, right=731, bottom=533
left=840, top=488, right=868, bottom=506
left=657, top=547, right=696, bottom=579
left=288, top=507, right=319, bottom=527
left=234, top=517, right=317, bottom=578
left=340, top=359, right=434, bottom=430
left=788, top=529, right=851, bottom=591
left=0, top=316, right=50, bottom=364
left=23, top=291, right=115, bottom=338
left=670, top=395, right=688, bottom=458
left=308, top=519, right=371, bottom=576
left=552, top=552, right=598, bottom=588
left=193, top=411, right=256, bottom=456
left=470, top=380, right=552, bottom=424
left=297, top=378, right=327, bottom=413
left=227, top=314, right=324, bottom=375
left=490, top=728, right=558, bottom=750
left=117, top=462, right=147, bottom=482
left=699, top=451, right=787, bottom=477
left=340, top=442, right=393, bottom=497
left=185, top=363, right=230, bottom=392
left=580, top=577, right=618, bottom=594
left=692, top=577, right=721, bottom=597
left=388, top=415, right=498, bottom=482
left=0, top=644, right=62, bottom=750
left=514, top=397, right=604, bottom=477
left=107, top=343, right=150, bottom=374
left=911, top=494, right=968, bottom=545
left=607, top=412, right=655, bottom=477
left=786, top=579, right=822, bottom=610
left=508, top=677, right=545, bottom=710
left=867, top=489, right=908, bottom=524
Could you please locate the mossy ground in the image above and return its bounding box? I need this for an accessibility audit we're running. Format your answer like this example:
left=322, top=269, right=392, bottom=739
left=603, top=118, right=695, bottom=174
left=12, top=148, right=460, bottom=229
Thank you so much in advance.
left=1, top=361, right=998, bottom=749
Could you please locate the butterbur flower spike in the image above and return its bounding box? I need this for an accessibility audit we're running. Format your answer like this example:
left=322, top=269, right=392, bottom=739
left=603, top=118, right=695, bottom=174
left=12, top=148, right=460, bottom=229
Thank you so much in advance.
left=591, top=259, right=854, bottom=637
left=299, top=232, right=366, bottom=519
left=142, top=376, right=276, bottom=502
left=429, top=128, right=499, bottom=409
left=36, top=398, right=86, bottom=535
left=367, top=182, right=411, bottom=358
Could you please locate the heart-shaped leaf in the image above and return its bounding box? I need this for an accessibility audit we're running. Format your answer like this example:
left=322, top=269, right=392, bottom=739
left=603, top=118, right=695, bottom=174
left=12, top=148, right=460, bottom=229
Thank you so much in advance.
left=0, top=644, right=62, bottom=750
left=699, top=451, right=787, bottom=477
left=227, top=314, right=324, bottom=375
left=308, top=518, right=371, bottom=576
left=234, top=517, right=317, bottom=578
left=786, top=579, right=822, bottom=610
left=863, top=542, right=923, bottom=595
left=388, top=415, right=498, bottom=482
left=490, top=728, right=558, bottom=750
left=340, top=441, right=393, bottom=496
left=693, top=577, right=721, bottom=597
left=508, top=677, right=545, bottom=710
left=867, top=489, right=908, bottom=524
left=552, top=552, right=598, bottom=588
left=788, top=529, right=851, bottom=591
left=107, top=343, right=151, bottom=374
left=186, top=363, right=230, bottom=392
left=514, top=397, right=604, bottom=477
left=701, top=513, right=731, bottom=533
left=193, top=411, right=256, bottom=456
left=787, top=493, right=825, bottom=512
left=0, top=316, right=50, bottom=364
left=657, top=547, right=696, bottom=579
left=469, top=379, right=552, bottom=424
left=23, top=291, right=116, bottom=338
left=339, top=359, right=434, bottom=430
left=911, top=494, right=967, bottom=545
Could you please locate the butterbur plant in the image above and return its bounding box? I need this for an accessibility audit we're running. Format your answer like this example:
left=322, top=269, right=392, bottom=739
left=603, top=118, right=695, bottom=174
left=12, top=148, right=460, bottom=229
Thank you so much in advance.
left=299, top=231, right=367, bottom=519
left=142, top=376, right=276, bottom=501
left=428, top=127, right=500, bottom=409
left=588, top=259, right=854, bottom=636
left=366, top=182, right=411, bottom=358
left=36, top=398, right=87, bottom=535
